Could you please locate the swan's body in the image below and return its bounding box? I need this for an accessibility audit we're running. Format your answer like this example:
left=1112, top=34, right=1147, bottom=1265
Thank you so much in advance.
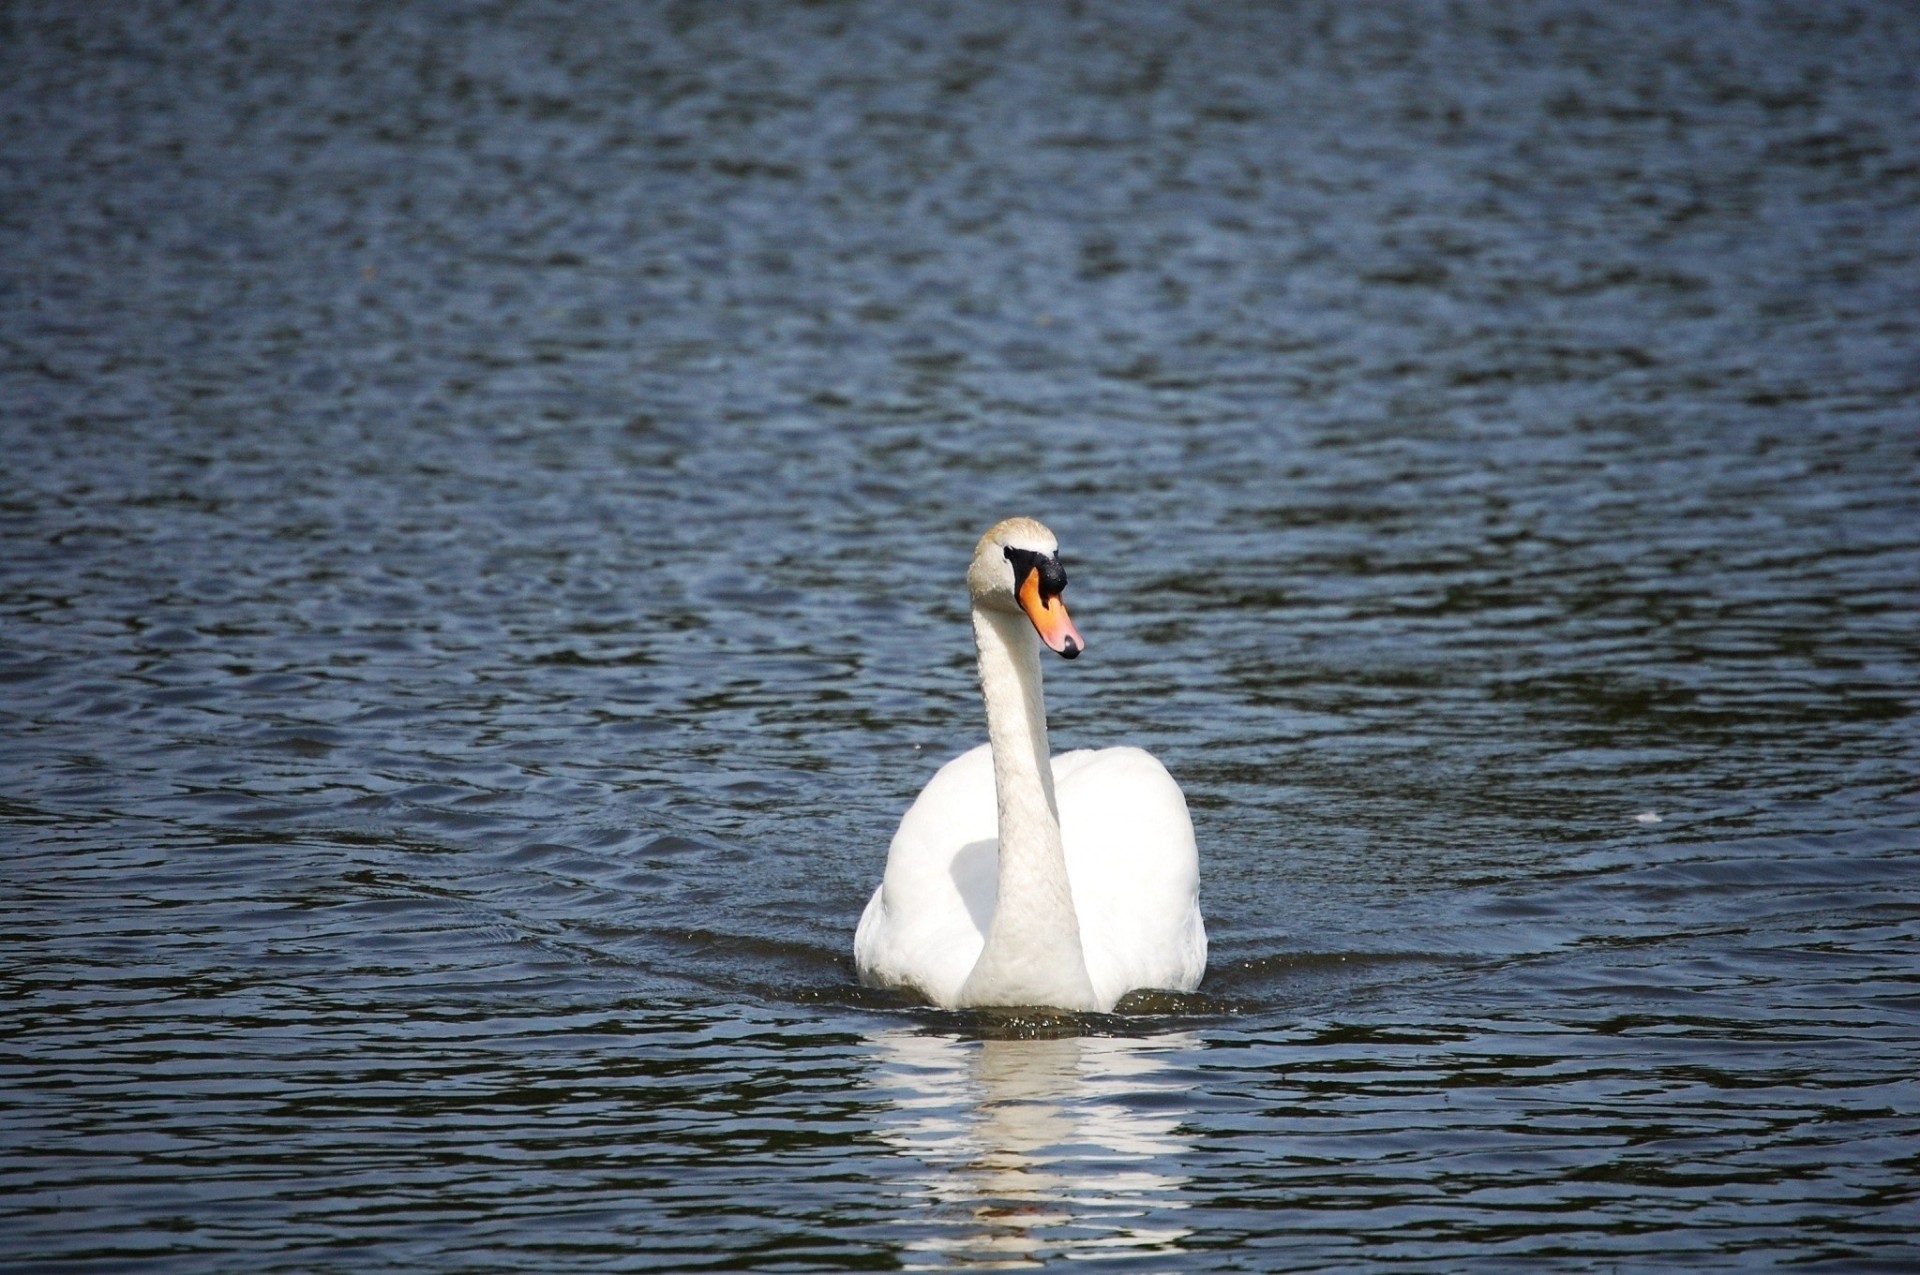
left=854, top=518, right=1206, bottom=1012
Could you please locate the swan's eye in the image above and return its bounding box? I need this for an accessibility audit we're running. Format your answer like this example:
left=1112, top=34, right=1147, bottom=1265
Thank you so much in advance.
left=1004, top=546, right=1036, bottom=590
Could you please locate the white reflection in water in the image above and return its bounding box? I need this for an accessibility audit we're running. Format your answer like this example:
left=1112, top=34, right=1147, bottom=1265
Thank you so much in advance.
left=864, top=1027, right=1197, bottom=1269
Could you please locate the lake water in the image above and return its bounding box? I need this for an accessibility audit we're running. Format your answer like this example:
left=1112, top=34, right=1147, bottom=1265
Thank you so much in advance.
left=4, top=1, right=1918, bottom=1269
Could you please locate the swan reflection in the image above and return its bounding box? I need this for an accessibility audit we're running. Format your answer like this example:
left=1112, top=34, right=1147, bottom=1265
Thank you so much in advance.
left=865, top=1027, right=1197, bottom=1268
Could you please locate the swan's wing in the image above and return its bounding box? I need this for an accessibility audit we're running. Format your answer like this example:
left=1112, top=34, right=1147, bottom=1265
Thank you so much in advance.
left=1056, top=747, right=1207, bottom=1004
left=854, top=743, right=998, bottom=1006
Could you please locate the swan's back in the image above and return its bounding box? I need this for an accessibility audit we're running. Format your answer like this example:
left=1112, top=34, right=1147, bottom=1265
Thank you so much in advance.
left=854, top=745, right=998, bottom=1004
left=854, top=744, right=1204, bottom=1010
left=1055, top=746, right=1206, bottom=1008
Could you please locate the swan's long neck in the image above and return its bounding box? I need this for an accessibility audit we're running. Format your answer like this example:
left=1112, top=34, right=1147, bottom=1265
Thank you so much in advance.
left=959, top=604, right=1099, bottom=1010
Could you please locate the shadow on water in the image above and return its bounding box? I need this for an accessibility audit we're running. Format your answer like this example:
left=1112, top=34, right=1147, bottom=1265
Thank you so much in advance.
left=663, top=900, right=1464, bottom=1033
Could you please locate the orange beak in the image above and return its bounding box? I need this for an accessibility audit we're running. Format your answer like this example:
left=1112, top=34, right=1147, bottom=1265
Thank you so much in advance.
left=1017, top=566, right=1085, bottom=659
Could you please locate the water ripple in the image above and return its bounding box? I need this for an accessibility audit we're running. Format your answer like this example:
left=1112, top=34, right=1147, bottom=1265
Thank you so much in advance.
left=4, top=0, right=1919, bottom=1269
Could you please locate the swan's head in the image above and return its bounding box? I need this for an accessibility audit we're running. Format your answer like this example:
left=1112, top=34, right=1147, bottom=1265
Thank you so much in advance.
left=969, top=517, right=1085, bottom=659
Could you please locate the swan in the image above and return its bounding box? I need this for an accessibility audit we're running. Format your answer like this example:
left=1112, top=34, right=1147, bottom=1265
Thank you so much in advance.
left=854, top=517, right=1206, bottom=1012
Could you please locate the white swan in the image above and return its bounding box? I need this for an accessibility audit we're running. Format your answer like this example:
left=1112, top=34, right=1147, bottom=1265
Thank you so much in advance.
left=854, top=517, right=1206, bottom=1012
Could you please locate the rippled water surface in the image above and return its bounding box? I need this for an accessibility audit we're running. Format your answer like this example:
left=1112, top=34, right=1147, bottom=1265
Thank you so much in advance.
left=5, top=1, right=1919, bottom=1269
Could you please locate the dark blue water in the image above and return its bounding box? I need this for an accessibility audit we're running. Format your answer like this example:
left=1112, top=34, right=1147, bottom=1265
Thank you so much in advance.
left=4, top=1, right=1918, bottom=1269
